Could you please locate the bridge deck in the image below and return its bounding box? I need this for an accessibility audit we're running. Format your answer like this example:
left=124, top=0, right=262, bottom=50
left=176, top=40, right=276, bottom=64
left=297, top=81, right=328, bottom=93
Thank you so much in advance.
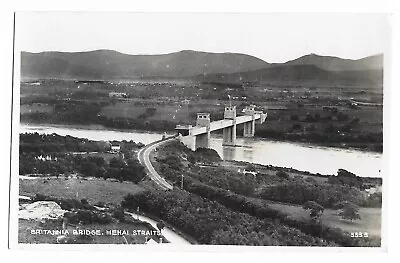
left=190, top=114, right=261, bottom=136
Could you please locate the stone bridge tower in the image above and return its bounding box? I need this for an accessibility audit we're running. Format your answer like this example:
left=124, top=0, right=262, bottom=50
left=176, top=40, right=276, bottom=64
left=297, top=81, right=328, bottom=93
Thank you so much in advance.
left=243, top=105, right=256, bottom=137
left=195, top=113, right=211, bottom=148
left=223, top=106, right=237, bottom=146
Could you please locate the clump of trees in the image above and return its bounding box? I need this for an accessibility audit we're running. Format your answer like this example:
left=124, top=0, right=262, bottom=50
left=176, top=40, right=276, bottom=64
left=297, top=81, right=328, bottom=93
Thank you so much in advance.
left=328, top=169, right=363, bottom=189
left=303, top=201, right=324, bottom=221
left=20, top=153, right=146, bottom=183
left=157, top=142, right=380, bottom=210
left=20, top=133, right=110, bottom=153
left=258, top=181, right=363, bottom=208
left=334, top=201, right=361, bottom=221
left=138, top=107, right=157, bottom=119
left=192, top=148, right=221, bottom=163
left=64, top=210, right=113, bottom=225
left=159, top=155, right=183, bottom=171
left=19, top=133, right=146, bottom=183
left=121, top=190, right=332, bottom=246
left=121, top=187, right=379, bottom=246
left=102, top=157, right=146, bottom=183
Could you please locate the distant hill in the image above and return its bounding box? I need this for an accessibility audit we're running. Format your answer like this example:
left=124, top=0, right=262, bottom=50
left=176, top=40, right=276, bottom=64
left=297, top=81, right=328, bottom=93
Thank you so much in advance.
left=195, top=64, right=383, bottom=86
left=282, top=53, right=383, bottom=72
left=21, top=50, right=269, bottom=80
left=20, top=49, right=383, bottom=87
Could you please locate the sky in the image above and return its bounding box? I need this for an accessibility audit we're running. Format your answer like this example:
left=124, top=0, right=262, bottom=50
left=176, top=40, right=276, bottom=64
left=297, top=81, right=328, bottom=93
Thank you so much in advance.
left=15, top=12, right=390, bottom=63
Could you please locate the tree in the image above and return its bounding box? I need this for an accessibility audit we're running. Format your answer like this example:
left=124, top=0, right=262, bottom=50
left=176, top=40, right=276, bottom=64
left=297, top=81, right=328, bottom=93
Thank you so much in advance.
left=156, top=221, right=165, bottom=233
left=335, top=201, right=361, bottom=221
left=302, top=201, right=324, bottom=221
left=187, top=154, right=196, bottom=165
left=112, top=207, right=125, bottom=222
left=328, top=169, right=362, bottom=189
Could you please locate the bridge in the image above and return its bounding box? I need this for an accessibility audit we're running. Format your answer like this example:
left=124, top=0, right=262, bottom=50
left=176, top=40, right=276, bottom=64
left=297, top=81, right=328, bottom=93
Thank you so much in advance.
left=176, top=105, right=267, bottom=149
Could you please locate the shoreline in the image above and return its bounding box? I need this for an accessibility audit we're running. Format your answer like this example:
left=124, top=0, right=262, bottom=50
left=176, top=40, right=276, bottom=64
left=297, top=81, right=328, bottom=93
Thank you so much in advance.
left=19, top=122, right=172, bottom=136
left=20, top=121, right=382, bottom=154
left=222, top=159, right=382, bottom=180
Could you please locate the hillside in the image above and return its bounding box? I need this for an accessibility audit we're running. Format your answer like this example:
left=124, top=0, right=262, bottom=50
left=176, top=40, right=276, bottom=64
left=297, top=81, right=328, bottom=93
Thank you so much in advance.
left=283, top=53, right=383, bottom=72
left=20, top=50, right=269, bottom=80
left=20, top=50, right=383, bottom=87
left=195, top=64, right=383, bottom=86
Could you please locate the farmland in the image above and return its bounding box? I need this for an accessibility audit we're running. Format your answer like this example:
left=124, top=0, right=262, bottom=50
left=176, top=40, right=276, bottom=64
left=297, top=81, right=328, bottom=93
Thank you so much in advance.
left=20, top=78, right=383, bottom=151
left=263, top=202, right=381, bottom=238
left=20, top=177, right=144, bottom=205
left=149, top=140, right=382, bottom=242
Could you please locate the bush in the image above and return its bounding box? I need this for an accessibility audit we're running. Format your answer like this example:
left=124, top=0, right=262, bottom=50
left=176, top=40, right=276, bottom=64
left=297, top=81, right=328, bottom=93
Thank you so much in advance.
left=303, top=201, right=324, bottom=220
left=33, top=194, right=94, bottom=210
left=276, top=170, right=289, bottom=179
left=112, top=206, right=126, bottom=222
left=334, top=201, right=361, bottom=221
left=121, top=190, right=330, bottom=246
left=65, top=210, right=113, bottom=225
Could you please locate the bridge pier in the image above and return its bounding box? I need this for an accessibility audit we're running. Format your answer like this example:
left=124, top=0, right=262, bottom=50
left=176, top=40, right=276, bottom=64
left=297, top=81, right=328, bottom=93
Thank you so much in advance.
left=222, top=106, right=237, bottom=146
left=222, top=123, right=236, bottom=146
left=195, top=129, right=210, bottom=148
left=243, top=105, right=257, bottom=137
left=243, top=120, right=255, bottom=137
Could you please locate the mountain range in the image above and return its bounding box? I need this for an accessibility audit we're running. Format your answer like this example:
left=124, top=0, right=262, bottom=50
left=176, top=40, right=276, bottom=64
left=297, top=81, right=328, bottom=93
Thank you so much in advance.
left=20, top=49, right=383, bottom=86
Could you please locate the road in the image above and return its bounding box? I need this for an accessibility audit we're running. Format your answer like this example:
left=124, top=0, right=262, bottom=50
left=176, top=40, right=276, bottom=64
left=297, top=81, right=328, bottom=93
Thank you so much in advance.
left=126, top=212, right=191, bottom=244
left=137, top=137, right=175, bottom=190
left=135, top=136, right=193, bottom=245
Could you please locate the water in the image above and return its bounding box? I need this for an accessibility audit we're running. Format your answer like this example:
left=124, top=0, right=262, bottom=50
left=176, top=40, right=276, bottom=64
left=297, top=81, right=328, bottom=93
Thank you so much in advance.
left=20, top=124, right=165, bottom=145
left=210, top=137, right=382, bottom=178
left=20, top=123, right=382, bottom=178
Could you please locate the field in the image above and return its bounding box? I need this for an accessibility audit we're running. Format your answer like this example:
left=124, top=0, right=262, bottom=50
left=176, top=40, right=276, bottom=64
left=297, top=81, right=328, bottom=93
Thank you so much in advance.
left=197, top=164, right=381, bottom=238
left=263, top=200, right=381, bottom=238
left=99, top=99, right=225, bottom=124
left=19, top=177, right=144, bottom=205
left=20, top=103, right=54, bottom=114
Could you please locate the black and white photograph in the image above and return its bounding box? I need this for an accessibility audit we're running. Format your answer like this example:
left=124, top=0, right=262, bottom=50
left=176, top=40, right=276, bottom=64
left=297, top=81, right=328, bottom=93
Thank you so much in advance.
left=9, top=11, right=390, bottom=249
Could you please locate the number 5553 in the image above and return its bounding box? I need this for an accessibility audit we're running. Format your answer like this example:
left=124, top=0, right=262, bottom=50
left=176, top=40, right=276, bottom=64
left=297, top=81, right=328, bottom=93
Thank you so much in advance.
left=351, top=232, right=368, bottom=238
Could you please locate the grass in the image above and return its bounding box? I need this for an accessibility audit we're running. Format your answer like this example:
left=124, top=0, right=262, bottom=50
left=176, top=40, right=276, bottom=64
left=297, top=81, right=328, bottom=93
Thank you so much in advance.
left=20, top=103, right=54, bottom=114
left=263, top=201, right=381, bottom=238
left=219, top=165, right=380, bottom=238
left=18, top=177, right=171, bottom=245
left=19, top=177, right=144, bottom=205
left=75, top=152, right=122, bottom=163
left=100, top=101, right=222, bottom=123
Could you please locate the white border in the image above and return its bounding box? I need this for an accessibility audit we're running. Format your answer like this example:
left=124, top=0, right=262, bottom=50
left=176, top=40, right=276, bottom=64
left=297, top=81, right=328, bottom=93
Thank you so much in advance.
left=10, top=11, right=391, bottom=253
left=2, top=0, right=399, bottom=262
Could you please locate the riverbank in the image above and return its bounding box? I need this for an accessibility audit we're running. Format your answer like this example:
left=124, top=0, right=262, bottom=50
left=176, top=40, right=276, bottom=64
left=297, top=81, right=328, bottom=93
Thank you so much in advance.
left=20, top=122, right=172, bottom=137
left=20, top=121, right=381, bottom=153
left=19, top=122, right=383, bottom=178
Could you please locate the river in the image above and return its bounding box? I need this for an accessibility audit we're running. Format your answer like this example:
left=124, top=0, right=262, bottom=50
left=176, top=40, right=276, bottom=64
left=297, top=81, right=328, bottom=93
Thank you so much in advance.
left=20, top=123, right=382, bottom=178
